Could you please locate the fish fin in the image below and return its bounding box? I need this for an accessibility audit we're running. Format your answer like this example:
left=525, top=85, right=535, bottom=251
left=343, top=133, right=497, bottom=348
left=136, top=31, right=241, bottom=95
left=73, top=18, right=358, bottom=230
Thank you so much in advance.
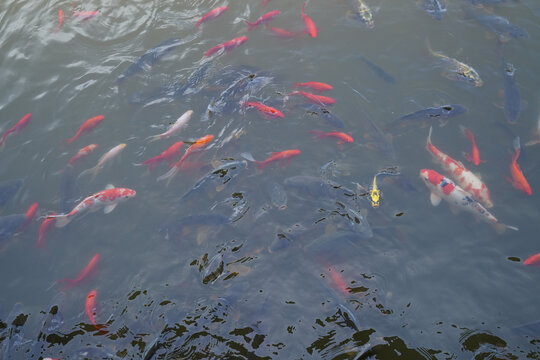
left=240, top=152, right=256, bottom=162
left=51, top=214, right=70, bottom=228
left=430, top=192, right=442, bottom=206
left=157, top=166, right=179, bottom=186
left=104, top=204, right=117, bottom=214
left=105, top=184, right=114, bottom=190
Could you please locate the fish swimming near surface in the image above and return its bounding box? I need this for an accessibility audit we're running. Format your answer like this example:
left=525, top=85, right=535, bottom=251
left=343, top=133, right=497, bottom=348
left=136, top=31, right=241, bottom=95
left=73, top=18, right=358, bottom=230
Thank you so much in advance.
left=142, top=141, right=184, bottom=172
left=196, top=6, right=228, bottom=30
left=418, top=0, right=447, bottom=20
left=290, top=91, right=335, bottom=105
left=0, top=178, right=23, bottom=208
left=78, top=143, right=126, bottom=181
left=268, top=181, right=288, bottom=210
left=269, top=27, right=301, bottom=38
left=64, top=115, right=104, bottom=145
left=385, top=104, right=467, bottom=131
left=57, top=253, right=100, bottom=289
left=356, top=54, right=395, bottom=84
left=283, top=175, right=357, bottom=206
left=301, top=2, right=318, bottom=37
left=0, top=113, right=32, bottom=150
left=465, top=6, right=529, bottom=41
left=65, top=144, right=98, bottom=168
left=524, top=253, right=540, bottom=267
left=427, top=42, right=483, bottom=87
left=427, top=127, right=493, bottom=208
left=293, top=81, right=333, bottom=92
left=47, top=184, right=136, bottom=228
left=507, top=136, right=532, bottom=195
left=296, top=104, right=345, bottom=129
left=308, top=130, right=353, bottom=147
left=245, top=10, right=280, bottom=30
left=37, top=215, right=56, bottom=250
left=146, top=110, right=193, bottom=142
left=241, top=101, right=284, bottom=119
left=204, top=36, right=248, bottom=57
left=346, top=0, right=375, bottom=28
left=369, top=174, right=380, bottom=207
left=242, top=149, right=301, bottom=171
left=118, top=38, right=183, bottom=83
left=460, top=126, right=484, bottom=166
left=503, top=62, right=521, bottom=124
left=85, top=290, right=103, bottom=332
left=420, top=169, right=517, bottom=232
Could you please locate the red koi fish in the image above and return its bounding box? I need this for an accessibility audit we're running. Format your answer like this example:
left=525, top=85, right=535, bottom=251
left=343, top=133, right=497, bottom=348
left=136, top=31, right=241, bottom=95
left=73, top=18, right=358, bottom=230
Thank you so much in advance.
left=460, top=126, right=483, bottom=166
left=245, top=10, right=280, bottom=31
left=196, top=6, right=228, bottom=30
left=246, top=149, right=301, bottom=171
left=204, top=36, right=248, bottom=57
left=72, top=5, right=99, bottom=21
left=524, top=253, right=540, bottom=267
left=158, top=135, right=214, bottom=185
left=67, top=144, right=98, bottom=167
left=58, top=253, right=100, bottom=289
left=290, top=91, right=335, bottom=105
left=36, top=215, right=56, bottom=250
left=507, top=137, right=532, bottom=195
left=142, top=141, right=184, bottom=172
left=268, top=27, right=299, bottom=38
left=308, top=130, right=353, bottom=146
left=0, top=113, right=32, bottom=150
left=293, top=81, right=333, bottom=92
left=47, top=185, right=136, bottom=228
left=85, top=290, right=104, bottom=332
left=325, top=265, right=350, bottom=296
left=64, top=115, right=104, bottom=145
left=427, top=127, right=493, bottom=208
left=242, top=101, right=284, bottom=119
left=301, top=2, right=317, bottom=38
left=19, top=202, right=38, bottom=231
left=56, top=9, right=64, bottom=31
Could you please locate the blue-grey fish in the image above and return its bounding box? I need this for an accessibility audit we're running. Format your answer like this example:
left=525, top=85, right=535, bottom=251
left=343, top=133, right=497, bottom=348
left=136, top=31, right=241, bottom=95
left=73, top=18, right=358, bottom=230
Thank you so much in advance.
left=284, top=176, right=360, bottom=208
left=465, top=7, right=529, bottom=41
left=296, top=103, right=346, bottom=129
left=339, top=205, right=373, bottom=238
left=0, top=214, right=26, bottom=243
left=427, top=42, right=483, bottom=87
left=361, top=111, right=396, bottom=160
left=356, top=55, right=395, bottom=84
left=118, top=37, right=183, bottom=83
left=418, top=0, right=447, bottom=20
left=0, top=179, right=23, bottom=208
left=503, top=62, right=520, bottom=124
left=385, top=104, right=467, bottom=131
left=267, top=181, right=287, bottom=210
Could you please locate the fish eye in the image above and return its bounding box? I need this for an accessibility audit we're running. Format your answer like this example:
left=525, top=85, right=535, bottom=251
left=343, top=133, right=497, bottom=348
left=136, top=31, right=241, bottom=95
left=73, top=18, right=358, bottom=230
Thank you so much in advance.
left=442, top=106, right=452, bottom=111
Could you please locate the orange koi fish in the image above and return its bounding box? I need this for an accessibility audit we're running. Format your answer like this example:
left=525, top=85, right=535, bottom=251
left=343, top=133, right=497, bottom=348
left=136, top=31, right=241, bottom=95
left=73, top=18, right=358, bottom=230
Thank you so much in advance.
left=308, top=130, right=353, bottom=146
left=19, top=202, right=38, bottom=231
left=56, top=9, right=64, bottom=30
left=58, top=253, right=100, bottom=289
left=290, top=91, right=335, bottom=105
left=524, top=253, right=540, bottom=267
left=242, top=101, right=284, bottom=119
left=204, top=36, right=248, bottom=57
left=72, top=4, right=99, bottom=21
left=325, top=265, right=350, bottom=296
left=301, top=2, right=317, bottom=38
left=64, top=115, right=104, bottom=145
left=245, top=149, right=301, bottom=171
left=507, top=137, right=532, bottom=195
left=142, top=141, right=184, bottom=172
left=245, top=10, right=280, bottom=30
left=196, top=6, right=228, bottom=30
left=293, top=81, right=333, bottom=92
left=36, top=215, right=56, bottom=250
left=0, top=113, right=32, bottom=150
left=67, top=144, right=98, bottom=167
left=85, top=289, right=103, bottom=331
left=269, top=27, right=299, bottom=38
left=460, top=126, right=483, bottom=166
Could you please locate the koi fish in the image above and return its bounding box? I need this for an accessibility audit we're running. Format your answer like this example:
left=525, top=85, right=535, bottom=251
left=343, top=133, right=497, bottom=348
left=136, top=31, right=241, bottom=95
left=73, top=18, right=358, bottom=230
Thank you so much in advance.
left=66, top=144, right=98, bottom=167
left=242, top=101, right=284, bottom=119
left=142, top=141, right=184, bottom=172
left=356, top=54, right=395, bottom=84
left=72, top=5, right=99, bottom=21
left=503, top=62, right=520, bottom=125
left=58, top=253, right=100, bottom=289
left=204, top=36, right=248, bottom=57
left=369, top=174, right=380, bottom=207
left=465, top=6, right=529, bottom=41
left=427, top=127, right=493, bottom=208
left=524, top=253, right=540, bottom=267
left=245, top=10, right=280, bottom=31
left=157, top=135, right=214, bottom=185
left=269, top=27, right=299, bottom=38
left=78, top=143, right=126, bottom=181
left=36, top=215, right=56, bottom=250
left=507, top=137, right=532, bottom=195
left=46, top=184, right=136, bottom=228
left=64, top=115, right=104, bottom=145
left=386, top=104, right=467, bottom=131
left=19, top=202, right=38, bottom=231
left=196, top=6, right=228, bottom=30
left=418, top=0, right=446, bottom=20
left=307, top=130, right=353, bottom=146
left=324, top=265, right=350, bottom=295
left=243, top=149, right=301, bottom=171
left=420, top=169, right=517, bottom=232
left=146, top=110, right=193, bottom=142
left=427, top=42, right=483, bottom=87
left=55, top=9, right=64, bottom=31
left=290, top=91, right=335, bottom=105
left=301, top=2, right=317, bottom=38
left=460, top=126, right=483, bottom=166
left=85, top=290, right=102, bottom=331
left=346, top=0, right=374, bottom=28
left=293, top=81, right=333, bottom=92
left=0, top=113, right=32, bottom=150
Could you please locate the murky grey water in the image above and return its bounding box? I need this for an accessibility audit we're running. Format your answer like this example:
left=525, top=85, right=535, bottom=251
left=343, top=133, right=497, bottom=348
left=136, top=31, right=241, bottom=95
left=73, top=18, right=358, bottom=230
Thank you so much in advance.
left=1, top=0, right=540, bottom=358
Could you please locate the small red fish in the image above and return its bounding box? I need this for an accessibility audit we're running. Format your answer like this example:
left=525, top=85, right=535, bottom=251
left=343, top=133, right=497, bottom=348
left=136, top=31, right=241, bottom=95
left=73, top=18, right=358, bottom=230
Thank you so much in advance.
left=19, top=202, right=38, bottom=231
left=64, top=115, right=104, bottom=145
left=0, top=113, right=32, bottom=150
left=507, top=137, right=532, bottom=195
left=36, top=215, right=56, bottom=250
left=460, top=126, right=483, bottom=166
left=204, top=36, right=248, bottom=57
left=268, top=27, right=299, bottom=39
left=293, top=81, right=333, bottom=92
left=301, top=2, right=317, bottom=38
left=196, top=6, right=228, bottom=30
left=85, top=289, right=103, bottom=332
left=242, top=101, right=284, bottom=119
left=72, top=5, right=99, bottom=21
left=245, top=10, right=280, bottom=31
left=253, top=149, right=301, bottom=171
left=290, top=91, right=335, bottom=105
left=142, top=141, right=184, bottom=172
left=308, top=130, right=353, bottom=146
left=524, top=253, right=540, bottom=267
left=325, top=265, right=350, bottom=295
left=58, top=253, right=100, bottom=289
left=56, top=9, right=64, bottom=31
left=67, top=144, right=98, bottom=167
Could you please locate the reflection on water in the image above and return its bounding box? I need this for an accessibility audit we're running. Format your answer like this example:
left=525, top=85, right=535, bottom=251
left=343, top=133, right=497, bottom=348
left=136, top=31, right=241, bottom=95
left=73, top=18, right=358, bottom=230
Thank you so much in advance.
left=1, top=0, right=540, bottom=358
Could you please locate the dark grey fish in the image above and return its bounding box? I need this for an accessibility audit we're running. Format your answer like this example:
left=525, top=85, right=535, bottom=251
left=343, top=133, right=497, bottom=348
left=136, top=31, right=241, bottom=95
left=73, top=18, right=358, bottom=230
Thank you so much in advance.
left=296, top=104, right=345, bottom=129
left=418, top=0, right=447, bottom=20
left=503, top=62, right=520, bottom=124
left=464, top=5, right=528, bottom=40
left=0, top=214, right=25, bottom=243
left=284, top=176, right=357, bottom=205
left=337, top=205, right=373, bottom=238
left=0, top=179, right=23, bottom=208
left=361, top=111, right=396, bottom=160
left=59, top=165, right=77, bottom=213
left=385, top=104, right=467, bottom=131
left=118, top=37, right=183, bottom=83
left=356, top=55, right=395, bottom=84
left=267, top=182, right=287, bottom=210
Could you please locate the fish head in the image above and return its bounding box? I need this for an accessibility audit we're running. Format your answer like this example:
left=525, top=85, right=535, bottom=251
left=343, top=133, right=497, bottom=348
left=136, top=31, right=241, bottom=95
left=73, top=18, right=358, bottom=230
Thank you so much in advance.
left=455, top=66, right=483, bottom=87
left=419, top=169, right=443, bottom=188
left=444, top=104, right=468, bottom=116
left=120, top=188, right=136, bottom=199
left=504, top=63, right=516, bottom=77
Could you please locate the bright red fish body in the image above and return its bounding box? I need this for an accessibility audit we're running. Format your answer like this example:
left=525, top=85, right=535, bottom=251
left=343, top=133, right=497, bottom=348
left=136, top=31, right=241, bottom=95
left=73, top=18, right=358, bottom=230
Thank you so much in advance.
left=242, top=101, right=284, bottom=119
left=245, top=10, right=280, bottom=30
left=204, top=36, right=248, bottom=57
left=196, top=6, right=228, bottom=30
left=508, top=137, right=532, bottom=195
left=142, top=141, right=184, bottom=172
left=37, top=215, right=56, bottom=250
left=325, top=265, right=350, bottom=296
left=254, top=149, right=301, bottom=171
left=301, top=2, right=317, bottom=38
left=64, top=115, right=104, bottom=144
left=0, top=113, right=32, bottom=150
left=308, top=130, right=353, bottom=146
left=293, top=81, right=333, bottom=92
left=524, top=253, right=540, bottom=267
left=58, top=253, right=100, bottom=289
left=290, top=91, right=335, bottom=105
left=461, top=126, right=483, bottom=166
left=85, top=289, right=103, bottom=331
left=19, top=202, right=38, bottom=231
left=67, top=144, right=98, bottom=167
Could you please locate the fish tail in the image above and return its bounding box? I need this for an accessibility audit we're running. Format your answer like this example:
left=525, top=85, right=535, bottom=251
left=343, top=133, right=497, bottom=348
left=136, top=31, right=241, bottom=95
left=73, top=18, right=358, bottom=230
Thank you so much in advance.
left=145, top=134, right=162, bottom=143
left=245, top=20, right=256, bottom=30
left=142, top=158, right=159, bottom=172
left=301, top=2, right=306, bottom=15
left=256, top=161, right=267, bottom=171
left=49, top=214, right=70, bottom=228
left=493, top=222, right=519, bottom=234
left=157, top=166, right=179, bottom=186
left=525, top=138, right=540, bottom=147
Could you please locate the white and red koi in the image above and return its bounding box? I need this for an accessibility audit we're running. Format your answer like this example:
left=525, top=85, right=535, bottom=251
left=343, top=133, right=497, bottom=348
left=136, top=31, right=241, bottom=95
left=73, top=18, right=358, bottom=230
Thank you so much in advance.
left=46, top=185, right=136, bottom=228
left=64, top=115, right=104, bottom=145
left=204, top=36, right=248, bottom=57
left=507, top=136, right=532, bottom=196
left=36, top=215, right=56, bottom=250
left=58, top=253, right=100, bottom=289
left=196, top=6, right=228, bottom=30
left=142, top=141, right=184, bottom=172
left=460, top=126, right=483, bottom=166
left=245, top=10, right=280, bottom=31
left=419, top=169, right=517, bottom=232
left=146, top=110, right=193, bottom=142
left=78, top=143, right=126, bottom=181
left=427, top=127, right=493, bottom=208
left=0, top=113, right=32, bottom=150
left=301, top=2, right=317, bottom=38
